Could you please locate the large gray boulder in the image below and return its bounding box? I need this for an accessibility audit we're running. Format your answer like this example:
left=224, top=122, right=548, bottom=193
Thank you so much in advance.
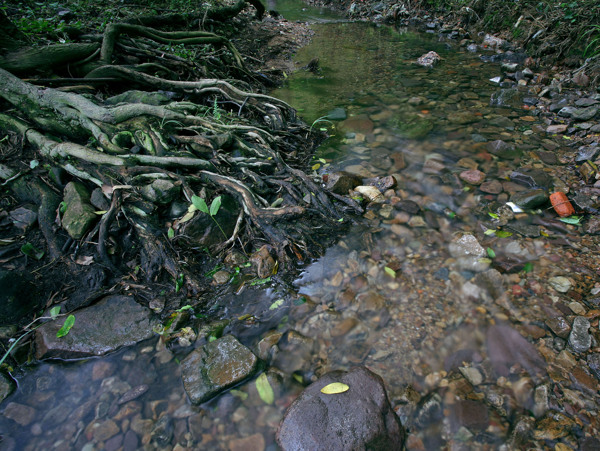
left=181, top=335, right=258, bottom=404
left=277, top=366, right=405, bottom=450
left=35, top=295, right=157, bottom=359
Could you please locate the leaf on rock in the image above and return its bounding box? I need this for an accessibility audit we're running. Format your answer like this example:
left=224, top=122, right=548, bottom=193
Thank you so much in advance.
left=320, top=382, right=349, bottom=394
left=269, top=298, right=285, bottom=310
left=384, top=266, right=396, bottom=278
left=56, top=314, right=75, bottom=338
left=50, top=306, right=61, bottom=319
left=255, top=373, right=274, bottom=405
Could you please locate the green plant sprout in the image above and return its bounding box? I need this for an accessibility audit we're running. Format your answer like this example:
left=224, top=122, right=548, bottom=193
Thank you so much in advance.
left=0, top=306, right=73, bottom=368
left=191, top=195, right=227, bottom=238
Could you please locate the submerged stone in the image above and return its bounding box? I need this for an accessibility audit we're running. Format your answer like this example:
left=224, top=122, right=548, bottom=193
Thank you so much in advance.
left=181, top=335, right=258, bottom=404
left=510, top=189, right=548, bottom=209
left=35, top=295, right=157, bottom=359
left=568, top=317, right=591, bottom=353
left=139, top=179, right=180, bottom=205
left=277, top=366, right=405, bottom=450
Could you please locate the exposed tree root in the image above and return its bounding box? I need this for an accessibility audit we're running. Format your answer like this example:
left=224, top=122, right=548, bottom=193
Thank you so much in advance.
left=0, top=4, right=356, bottom=307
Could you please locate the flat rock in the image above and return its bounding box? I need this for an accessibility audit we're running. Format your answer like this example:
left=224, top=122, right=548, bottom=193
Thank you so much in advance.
left=0, top=373, right=13, bottom=402
left=546, top=124, right=568, bottom=134
left=510, top=189, right=548, bottom=209
left=3, top=402, right=36, bottom=426
left=181, top=335, right=258, bottom=404
left=35, top=295, right=157, bottom=359
left=323, top=172, right=361, bottom=195
left=277, top=366, right=405, bottom=450
left=572, top=106, right=599, bottom=121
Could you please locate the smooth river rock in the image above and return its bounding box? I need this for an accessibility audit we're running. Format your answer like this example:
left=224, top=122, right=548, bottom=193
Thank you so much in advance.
left=181, top=335, right=258, bottom=404
left=35, top=295, right=157, bottom=359
left=277, top=366, right=405, bottom=451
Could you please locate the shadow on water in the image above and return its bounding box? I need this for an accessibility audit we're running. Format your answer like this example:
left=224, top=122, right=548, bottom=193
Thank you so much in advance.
left=2, top=1, right=600, bottom=450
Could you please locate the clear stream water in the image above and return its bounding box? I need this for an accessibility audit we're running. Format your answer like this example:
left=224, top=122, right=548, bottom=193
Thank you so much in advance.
left=2, top=2, right=600, bottom=450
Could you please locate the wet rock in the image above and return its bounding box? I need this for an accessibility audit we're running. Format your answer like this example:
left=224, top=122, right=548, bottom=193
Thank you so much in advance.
left=545, top=317, right=571, bottom=338
left=35, top=295, right=157, bottom=359
left=546, top=124, right=568, bottom=134
left=448, top=233, right=486, bottom=258
left=117, top=384, right=149, bottom=405
left=571, top=106, right=599, bottom=121
left=459, top=366, right=483, bottom=386
left=212, top=270, right=231, bottom=285
left=181, top=335, right=258, bottom=404
left=414, top=392, right=442, bottom=428
left=482, top=34, right=508, bottom=50
left=486, top=140, right=521, bottom=159
left=340, top=116, right=374, bottom=134
left=479, top=180, right=503, bottom=194
left=229, top=433, right=265, bottom=451
left=450, top=399, right=489, bottom=432
left=364, top=175, right=396, bottom=192
left=548, top=276, right=572, bottom=293
left=588, top=353, right=600, bottom=380
left=250, top=245, right=276, bottom=278
left=9, top=206, right=37, bottom=231
left=394, top=200, right=420, bottom=214
left=416, top=51, right=441, bottom=68
left=151, top=415, right=173, bottom=446
left=533, top=411, right=574, bottom=440
left=139, top=179, right=180, bottom=205
left=354, top=185, right=385, bottom=203
left=459, top=169, right=485, bottom=185
left=273, top=330, right=315, bottom=374
left=575, top=146, right=600, bottom=162
left=486, top=323, right=546, bottom=379
left=568, top=317, right=591, bottom=353
left=123, top=430, right=139, bottom=450
left=510, top=169, right=551, bottom=189
left=326, top=107, right=347, bottom=121
left=323, top=171, right=361, bottom=194
left=0, top=373, right=14, bottom=402
left=90, top=188, right=110, bottom=211
left=558, top=106, right=576, bottom=118
left=3, top=402, right=36, bottom=426
left=277, top=366, right=405, bottom=450
left=62, top=181, right=97, bottom=239
left=490, top=88, right=522, bottom=108
left=0, top=269, right=39, bottom=325
left=89, top=419, right=120, bottom=442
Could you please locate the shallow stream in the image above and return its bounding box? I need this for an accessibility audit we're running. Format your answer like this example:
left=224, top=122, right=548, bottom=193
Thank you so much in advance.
left=2, top=2, right=600, bottom=450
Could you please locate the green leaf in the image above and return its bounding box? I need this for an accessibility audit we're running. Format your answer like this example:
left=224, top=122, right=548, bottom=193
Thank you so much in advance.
left=167, top=227, right=175, bottom=239
left=191, top=195, right=209, bottom=214
left=175, top=273, right=184, bottom=293
left=321, top=382, right=349, bottom=394
left=230, top=389, right=248, bottom=400
left=495, top=230, right=513, bottom=238
left=523, top=262, right=534, bottom=273
left=209, top=196, right=222, bottom=217
left=559, top=215, right=583, bottom=225
left=176, top=305, right=192, bottom=312
left=269, top=298, right=285, bottom=310
left=255, top=373, right=275, bottom=405
left=488, top=212, right=499, bottom=219
left=484, top=229, right=496, bottom=235
left=384, top=266, right=396, bottom=278
left=50, top=306, right=61, bottom=319
left=293, top=296, right=307, bottom=306
left=56, top=314, right=75, bottom=338
left=487, top=247, right=496, bottom=258
left=250, top=277, right=271, bottom=286
left=21, top=242, right=44, bottom=260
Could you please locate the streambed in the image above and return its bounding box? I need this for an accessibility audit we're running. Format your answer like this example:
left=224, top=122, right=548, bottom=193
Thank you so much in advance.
left=2, top=3, right=600, bottom=451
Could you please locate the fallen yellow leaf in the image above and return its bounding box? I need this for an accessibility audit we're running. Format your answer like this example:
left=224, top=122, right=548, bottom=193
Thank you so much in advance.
left=320, top=382, right=349, bottom=394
